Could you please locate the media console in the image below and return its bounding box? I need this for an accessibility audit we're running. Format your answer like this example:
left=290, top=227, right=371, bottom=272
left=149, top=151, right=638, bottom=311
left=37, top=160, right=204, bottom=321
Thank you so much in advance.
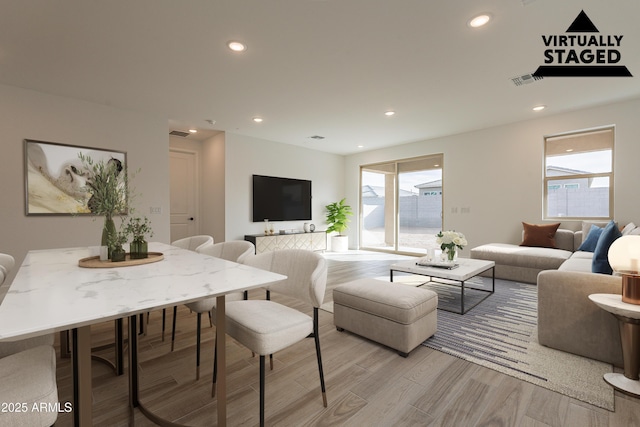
left=245, top=231, right=326, bottom=254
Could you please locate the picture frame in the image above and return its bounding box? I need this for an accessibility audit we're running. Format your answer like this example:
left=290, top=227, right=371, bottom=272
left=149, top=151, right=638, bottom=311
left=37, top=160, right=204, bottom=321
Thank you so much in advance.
left=24, top=139, right=127, bottom=216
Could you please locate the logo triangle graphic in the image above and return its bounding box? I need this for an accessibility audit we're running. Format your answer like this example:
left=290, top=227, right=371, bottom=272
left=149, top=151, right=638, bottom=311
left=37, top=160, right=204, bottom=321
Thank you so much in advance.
left=566, top=10, right=599, bottom=33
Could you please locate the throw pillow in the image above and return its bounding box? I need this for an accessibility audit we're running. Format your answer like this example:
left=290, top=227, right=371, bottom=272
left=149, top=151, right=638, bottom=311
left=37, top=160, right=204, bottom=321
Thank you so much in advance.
left=592, top=220, right=622, bottom=274
left=520, top=222, right=561, bottom=248
left=577, top=224, right=603, bottom=252
left=622, top=222, right=637, bottom=236
left=581, top=221, right=611, bottom=243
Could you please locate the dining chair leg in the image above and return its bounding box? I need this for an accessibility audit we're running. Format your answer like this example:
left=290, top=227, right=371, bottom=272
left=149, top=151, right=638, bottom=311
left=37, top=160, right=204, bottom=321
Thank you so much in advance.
left=196, top=312, right=202, bottom=380
left=269, top=354, right=273, bottom=370
left=313, top=308, right=328, bottom=407
left=212, top=336, right=217, bottom=398
left=161, top=308, right=166, bottom=342
left=208, top=311, right=213, bottom=327
left=171, top=306, right=177, bottom=352
left=260, top=355, right=266, bottom=427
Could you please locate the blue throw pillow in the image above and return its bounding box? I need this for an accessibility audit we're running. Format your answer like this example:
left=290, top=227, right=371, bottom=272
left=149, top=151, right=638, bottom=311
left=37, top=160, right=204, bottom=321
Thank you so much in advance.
left=577, top=225, right=603, bottom=252
left=592, top=220, right=622, bottom=274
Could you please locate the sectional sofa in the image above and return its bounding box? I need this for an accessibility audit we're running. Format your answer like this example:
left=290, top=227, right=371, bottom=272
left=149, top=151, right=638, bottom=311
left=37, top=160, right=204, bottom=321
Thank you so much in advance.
left=471, top=221, right=635, bottom=367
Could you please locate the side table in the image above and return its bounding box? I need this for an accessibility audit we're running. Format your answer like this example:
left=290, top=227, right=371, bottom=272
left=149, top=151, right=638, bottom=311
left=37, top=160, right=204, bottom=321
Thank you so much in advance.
left=589, top=293, right=640, bottom=397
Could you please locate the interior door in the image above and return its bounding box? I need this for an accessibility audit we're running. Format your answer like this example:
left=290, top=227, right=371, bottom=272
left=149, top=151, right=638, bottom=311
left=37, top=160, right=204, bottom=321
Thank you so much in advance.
left=170, top=150, right=198, bottom=242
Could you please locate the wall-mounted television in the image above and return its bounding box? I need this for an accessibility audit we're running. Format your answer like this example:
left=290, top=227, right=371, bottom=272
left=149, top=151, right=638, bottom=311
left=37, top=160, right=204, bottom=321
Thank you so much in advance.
left=252, top=175, right=312, bottom=222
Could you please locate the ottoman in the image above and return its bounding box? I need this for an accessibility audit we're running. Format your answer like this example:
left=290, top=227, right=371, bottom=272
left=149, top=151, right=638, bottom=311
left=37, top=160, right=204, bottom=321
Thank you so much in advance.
left=333, top=278, right=438, bottom=357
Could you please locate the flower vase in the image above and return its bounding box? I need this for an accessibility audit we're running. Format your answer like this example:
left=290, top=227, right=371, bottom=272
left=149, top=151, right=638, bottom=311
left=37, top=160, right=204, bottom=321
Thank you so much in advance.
left=111, top=245, right=126, bottom=262
left=447, top=247, right=456, bottom=262
left=102, top=216, right=116, bottom=259
left=130, top=237, right=148, bottom=259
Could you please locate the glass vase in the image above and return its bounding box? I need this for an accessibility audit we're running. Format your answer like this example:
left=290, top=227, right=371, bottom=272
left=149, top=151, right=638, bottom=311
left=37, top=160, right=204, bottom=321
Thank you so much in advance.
left=130, top=237, right=148, bottom=259
left=111, top=245, right=126, bottom=262
left=101, top=215, right=116, bottom=259
left=447, top=247, right=456, bottom=262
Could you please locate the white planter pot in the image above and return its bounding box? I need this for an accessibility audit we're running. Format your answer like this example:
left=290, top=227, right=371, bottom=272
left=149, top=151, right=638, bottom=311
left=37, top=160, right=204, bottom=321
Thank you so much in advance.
left=331, top=235, right=349, bottom=252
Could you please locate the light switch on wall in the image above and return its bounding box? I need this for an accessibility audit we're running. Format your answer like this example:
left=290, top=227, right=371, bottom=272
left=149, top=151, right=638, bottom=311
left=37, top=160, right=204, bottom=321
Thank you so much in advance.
left=150, top=207, right=162, bottom=214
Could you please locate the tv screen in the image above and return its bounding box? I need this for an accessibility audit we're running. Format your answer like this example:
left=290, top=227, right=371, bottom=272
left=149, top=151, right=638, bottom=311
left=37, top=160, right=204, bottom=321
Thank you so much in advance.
left=252, top=175, right=312, bottom=222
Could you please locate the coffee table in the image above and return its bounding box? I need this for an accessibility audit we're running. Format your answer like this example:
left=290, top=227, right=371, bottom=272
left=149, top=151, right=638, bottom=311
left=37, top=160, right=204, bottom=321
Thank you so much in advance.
left=390, top=258, right=495, bottom=314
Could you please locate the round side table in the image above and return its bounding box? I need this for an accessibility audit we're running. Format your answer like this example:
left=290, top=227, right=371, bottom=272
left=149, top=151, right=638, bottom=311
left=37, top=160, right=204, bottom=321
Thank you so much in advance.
left=589, top=293, right=640, bottom=397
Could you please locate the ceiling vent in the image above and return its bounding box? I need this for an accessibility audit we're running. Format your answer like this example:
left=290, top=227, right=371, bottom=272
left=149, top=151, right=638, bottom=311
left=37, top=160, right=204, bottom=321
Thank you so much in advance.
left=169, top=130, right=191, bottom=137
left=510, top=73, right=544, bottom=87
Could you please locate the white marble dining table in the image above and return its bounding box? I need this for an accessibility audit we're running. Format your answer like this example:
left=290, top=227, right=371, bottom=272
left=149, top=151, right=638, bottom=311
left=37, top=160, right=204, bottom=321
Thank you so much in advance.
left=0, top=242, right=285, bottom=426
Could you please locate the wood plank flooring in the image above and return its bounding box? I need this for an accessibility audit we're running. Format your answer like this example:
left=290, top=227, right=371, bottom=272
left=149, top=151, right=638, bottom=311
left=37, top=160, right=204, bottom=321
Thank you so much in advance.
left=52, top=252, right=640, bottom=426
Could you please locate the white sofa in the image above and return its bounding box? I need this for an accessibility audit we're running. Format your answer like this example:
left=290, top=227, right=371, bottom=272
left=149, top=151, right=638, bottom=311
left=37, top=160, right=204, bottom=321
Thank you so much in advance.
left=471, top=223, right=630, bottom=367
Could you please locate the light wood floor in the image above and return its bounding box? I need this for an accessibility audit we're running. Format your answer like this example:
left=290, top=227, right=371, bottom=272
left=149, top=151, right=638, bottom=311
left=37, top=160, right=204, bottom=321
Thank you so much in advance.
left=53, top=252, right=640, bottom=426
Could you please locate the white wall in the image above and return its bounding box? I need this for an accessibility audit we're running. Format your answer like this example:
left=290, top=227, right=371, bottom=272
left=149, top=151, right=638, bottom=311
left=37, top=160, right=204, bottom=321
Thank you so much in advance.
left=0, top=84, right=171, bottom=282
left=345, top=97, right=640, bottom=256
left=224, top=133, right=344, bottom=242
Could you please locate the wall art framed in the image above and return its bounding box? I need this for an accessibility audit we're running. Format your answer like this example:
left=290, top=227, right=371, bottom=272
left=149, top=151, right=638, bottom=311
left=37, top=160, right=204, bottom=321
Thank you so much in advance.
left=24, top=139, right=127, bottom=216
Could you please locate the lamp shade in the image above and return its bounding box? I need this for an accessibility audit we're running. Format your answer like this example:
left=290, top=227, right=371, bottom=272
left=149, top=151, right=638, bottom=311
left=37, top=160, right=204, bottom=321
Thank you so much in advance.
left=607, top=235, right=640, bottom=275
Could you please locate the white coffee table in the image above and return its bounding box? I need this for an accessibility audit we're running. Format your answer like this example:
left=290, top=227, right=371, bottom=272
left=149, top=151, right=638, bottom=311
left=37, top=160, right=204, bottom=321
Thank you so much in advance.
left=589, top=293, right=640, bottom=397
left=390, top=258, right=495, bottom=314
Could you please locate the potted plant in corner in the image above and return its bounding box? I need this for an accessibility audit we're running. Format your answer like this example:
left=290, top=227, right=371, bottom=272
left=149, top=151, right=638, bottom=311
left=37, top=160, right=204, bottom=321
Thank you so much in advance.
left=325, top=198, right=353, bottom=252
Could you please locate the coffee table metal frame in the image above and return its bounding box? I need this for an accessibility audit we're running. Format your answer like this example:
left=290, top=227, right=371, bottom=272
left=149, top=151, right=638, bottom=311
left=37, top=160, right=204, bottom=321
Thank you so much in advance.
left=390, top=258, right=495, bottom=314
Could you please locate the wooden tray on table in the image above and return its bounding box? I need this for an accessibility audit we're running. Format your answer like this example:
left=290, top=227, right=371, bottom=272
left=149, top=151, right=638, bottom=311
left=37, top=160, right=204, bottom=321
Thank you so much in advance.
left=78, top=252, right=164, bottom=268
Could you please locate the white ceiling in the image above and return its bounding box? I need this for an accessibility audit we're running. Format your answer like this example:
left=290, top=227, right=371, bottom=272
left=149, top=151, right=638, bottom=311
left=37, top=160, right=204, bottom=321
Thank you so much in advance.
left=1, top=0, right=638, bottom=154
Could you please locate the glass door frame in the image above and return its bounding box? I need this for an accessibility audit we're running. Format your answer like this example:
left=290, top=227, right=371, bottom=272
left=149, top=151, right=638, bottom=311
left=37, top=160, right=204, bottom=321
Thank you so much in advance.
left=359, top=154, right=444, bottom=256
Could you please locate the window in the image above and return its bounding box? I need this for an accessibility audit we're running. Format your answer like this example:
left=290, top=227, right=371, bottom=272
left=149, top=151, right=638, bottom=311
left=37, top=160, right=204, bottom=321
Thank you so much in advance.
left=544, top=127, right=613, bottom=220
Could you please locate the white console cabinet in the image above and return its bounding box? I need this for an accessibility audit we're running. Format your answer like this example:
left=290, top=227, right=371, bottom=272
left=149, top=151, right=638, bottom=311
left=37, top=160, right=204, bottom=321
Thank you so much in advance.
left=245, top=231, right=326, bottom=254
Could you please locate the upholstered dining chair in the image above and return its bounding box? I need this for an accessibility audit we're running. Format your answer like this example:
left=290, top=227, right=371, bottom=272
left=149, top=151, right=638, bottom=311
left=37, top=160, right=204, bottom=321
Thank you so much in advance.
left=0, top=253, right=58, bottom=427
left=171, top=240, right=255, bottom=379
left=212, top=249, right=328, bottom=426
left=161, top=235, right=215, bottom=343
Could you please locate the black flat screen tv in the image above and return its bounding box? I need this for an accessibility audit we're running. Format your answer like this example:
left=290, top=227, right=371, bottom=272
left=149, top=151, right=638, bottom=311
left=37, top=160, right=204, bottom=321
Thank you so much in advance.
left=252, top=175, right=312, bottom=222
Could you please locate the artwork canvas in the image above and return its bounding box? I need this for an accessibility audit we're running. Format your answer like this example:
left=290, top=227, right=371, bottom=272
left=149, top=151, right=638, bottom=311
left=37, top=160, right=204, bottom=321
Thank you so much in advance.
left=24, top=139, right=127, bottom=215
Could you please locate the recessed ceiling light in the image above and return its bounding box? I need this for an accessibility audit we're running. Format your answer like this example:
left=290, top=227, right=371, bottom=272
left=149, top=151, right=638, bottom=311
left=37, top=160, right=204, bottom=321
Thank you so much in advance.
left=384, top=111, right=396, bottom=117
left=357, top=145, right=364, bottom=149
left=188, top=129, right=197, bottom=133
left=566, top=148, right=574, bottom=152
left=252, top=117, right=263, bottom=123
left=227, top=41, right=247, bottom=52
left=468, top=13, right=492, bottom=28
left=533, top=105, right=546, bottom=111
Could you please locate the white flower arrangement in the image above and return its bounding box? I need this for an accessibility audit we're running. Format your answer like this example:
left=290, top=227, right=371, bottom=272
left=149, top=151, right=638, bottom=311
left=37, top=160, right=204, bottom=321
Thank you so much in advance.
left=436, top=230, right=468, bottom=252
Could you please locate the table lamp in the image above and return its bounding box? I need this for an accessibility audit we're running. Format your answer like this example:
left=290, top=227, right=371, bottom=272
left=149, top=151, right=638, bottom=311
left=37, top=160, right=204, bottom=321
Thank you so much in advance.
left=608, top=235, right=640, bottom=305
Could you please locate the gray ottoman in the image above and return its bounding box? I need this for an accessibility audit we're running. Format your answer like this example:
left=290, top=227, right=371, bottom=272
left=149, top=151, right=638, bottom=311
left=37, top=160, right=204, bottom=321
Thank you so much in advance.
left=333, top=278, right=438, bottom=357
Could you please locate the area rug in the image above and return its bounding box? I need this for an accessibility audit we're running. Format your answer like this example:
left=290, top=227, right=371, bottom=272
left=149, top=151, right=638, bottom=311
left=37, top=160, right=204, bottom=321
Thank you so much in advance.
left=421, top=277, right=615, bottom=411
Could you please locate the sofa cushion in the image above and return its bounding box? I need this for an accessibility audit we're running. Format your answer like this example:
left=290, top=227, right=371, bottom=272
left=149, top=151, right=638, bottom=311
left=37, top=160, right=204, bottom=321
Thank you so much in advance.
left=520, top=222, right=561, bottom=248
left=577, top=224, right=603, bottom=252
left=471, top=243, right=572, bottom=270
left=592, top=220, right=621, bottom=274
left=559, top=256, right=593, bottom=272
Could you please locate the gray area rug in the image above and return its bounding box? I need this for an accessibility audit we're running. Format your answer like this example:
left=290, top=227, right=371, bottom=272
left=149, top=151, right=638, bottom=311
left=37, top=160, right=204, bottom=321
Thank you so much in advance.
left=421, top=277, right=615, bottom=411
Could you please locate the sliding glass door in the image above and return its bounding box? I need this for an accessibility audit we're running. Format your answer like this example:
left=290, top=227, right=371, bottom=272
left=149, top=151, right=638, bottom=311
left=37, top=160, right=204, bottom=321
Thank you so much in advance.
left=360, top=155, right=443, bottom=255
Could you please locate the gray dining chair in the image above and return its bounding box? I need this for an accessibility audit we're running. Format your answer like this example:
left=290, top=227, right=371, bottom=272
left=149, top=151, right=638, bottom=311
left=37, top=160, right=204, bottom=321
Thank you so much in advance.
left=171, top=240, right=255, bottom=379
left=212, top=249, right=328, bottom=426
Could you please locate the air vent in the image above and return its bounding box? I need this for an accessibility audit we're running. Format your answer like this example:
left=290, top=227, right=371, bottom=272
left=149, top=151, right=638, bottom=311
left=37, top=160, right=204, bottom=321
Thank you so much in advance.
left=169, top=130, right=190, bottom=137
left=510, top=73, right=544, bottom=86
left=308, top=135, right=325, bottom=140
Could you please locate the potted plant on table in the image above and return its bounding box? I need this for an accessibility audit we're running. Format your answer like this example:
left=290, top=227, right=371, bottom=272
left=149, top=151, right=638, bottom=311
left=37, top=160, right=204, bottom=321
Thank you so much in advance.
left=126, top=216, right=154, bottom=259
left=107, top=226, right=130, bottom=262
left=325, top=198, right=353, bottom=252
left=79, top=154, right=130, bottom=259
